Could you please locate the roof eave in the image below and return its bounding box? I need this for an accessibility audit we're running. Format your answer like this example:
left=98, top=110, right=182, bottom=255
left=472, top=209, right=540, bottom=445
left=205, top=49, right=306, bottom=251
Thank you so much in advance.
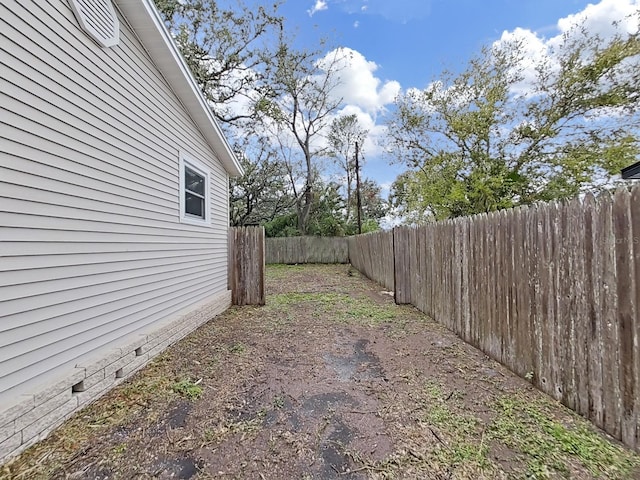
left=621, top=161, right=640, bottom=180
left=114, top=0, right=243, bottom=177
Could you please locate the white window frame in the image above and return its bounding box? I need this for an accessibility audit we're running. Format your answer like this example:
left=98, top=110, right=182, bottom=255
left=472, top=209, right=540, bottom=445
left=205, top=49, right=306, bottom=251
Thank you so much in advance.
left=179, top=152, right=211, bottom=226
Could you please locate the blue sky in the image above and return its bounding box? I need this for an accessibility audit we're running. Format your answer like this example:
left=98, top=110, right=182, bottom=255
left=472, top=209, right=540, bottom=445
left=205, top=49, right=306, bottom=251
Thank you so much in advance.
left=241, top=0, right=639, bottom=196
left=281, top=0, right=594, bottom=89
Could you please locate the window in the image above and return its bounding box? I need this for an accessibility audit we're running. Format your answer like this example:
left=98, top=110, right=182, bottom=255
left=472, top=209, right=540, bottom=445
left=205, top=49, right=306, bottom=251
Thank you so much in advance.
left=179, top=153, right=211, bottom=225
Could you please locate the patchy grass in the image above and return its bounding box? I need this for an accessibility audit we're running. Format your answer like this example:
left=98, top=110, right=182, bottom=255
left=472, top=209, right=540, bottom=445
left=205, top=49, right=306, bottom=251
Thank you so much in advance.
left=488, top=393, right=638, bottom=479
left=421, top=381, right=490, bottom=470
left=1, top=356, right=177, bottom=480
left=265, top=263, right=308, bottom=279
left=3, top=264, right=639, bottom=480
left=111, top=443, right=127, bottom=456
left=267, top=292, right=398, bottom=325
left=344, top=375, right=640, bottom=479
left=171, top=379, right=203, bottom=400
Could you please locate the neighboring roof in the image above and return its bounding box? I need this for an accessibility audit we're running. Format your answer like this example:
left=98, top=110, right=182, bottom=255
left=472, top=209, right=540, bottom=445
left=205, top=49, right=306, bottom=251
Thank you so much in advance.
left=621, top=161, right=640, bottom=179
left=115, top=0, right=243, bottom=177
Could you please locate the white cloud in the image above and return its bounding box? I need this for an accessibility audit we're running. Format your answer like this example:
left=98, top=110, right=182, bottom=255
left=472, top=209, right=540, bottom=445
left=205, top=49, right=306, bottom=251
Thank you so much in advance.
left=496, top=27, right=549, bottom=97
left=354, top=20, right=360, bottom=28
left=495, top=0, right=639, bottom=97
left=227, top=45, right=401, bottom=167
left=556, top=0, right=639, bottom=40
left=307, top=0, right=328, bottom=16
left=322, top=47, right=401, bottom=115
left=314, top=48, right=401, bottom=158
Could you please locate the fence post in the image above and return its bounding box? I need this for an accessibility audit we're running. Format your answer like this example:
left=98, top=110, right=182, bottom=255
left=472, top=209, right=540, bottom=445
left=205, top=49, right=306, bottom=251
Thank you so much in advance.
left=228, top=226, right=265, bottom=306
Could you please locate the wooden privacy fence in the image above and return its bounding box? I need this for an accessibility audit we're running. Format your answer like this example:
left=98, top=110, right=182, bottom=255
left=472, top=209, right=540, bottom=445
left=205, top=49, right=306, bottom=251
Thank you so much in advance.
left=266, top=236, right=349, bottom=264
left=228, top=226, right=265, bottom=306
left=350, top=186, right=640, bottom=452
left=347, top=231, right=394, bottom=291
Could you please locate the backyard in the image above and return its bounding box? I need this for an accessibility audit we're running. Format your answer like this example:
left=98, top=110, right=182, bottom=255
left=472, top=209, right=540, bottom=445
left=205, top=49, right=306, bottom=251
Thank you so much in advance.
left=2, top=264, right=639, bottom=479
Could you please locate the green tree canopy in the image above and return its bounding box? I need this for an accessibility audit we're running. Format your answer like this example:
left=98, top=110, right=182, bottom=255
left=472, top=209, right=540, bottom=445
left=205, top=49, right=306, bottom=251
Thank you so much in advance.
left=387, top=17, right=640, bottom=221
left=229, top=137, right=294, bottom=227
left=154, top=0, right=283, bottom=125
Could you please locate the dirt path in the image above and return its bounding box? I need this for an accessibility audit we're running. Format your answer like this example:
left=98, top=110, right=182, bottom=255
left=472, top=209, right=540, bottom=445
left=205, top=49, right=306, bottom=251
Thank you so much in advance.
left=3, top=264, right=639, bottom=479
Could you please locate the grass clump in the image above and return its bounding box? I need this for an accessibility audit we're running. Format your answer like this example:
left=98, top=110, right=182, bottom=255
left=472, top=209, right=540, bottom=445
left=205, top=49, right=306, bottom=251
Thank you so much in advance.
left=340, top=299, right=397, bottom=323
left=228, top=342, right=246, bottom=354
left=111, top=443, right=127, bottom=455
left=172, top=379, right=203, bottom=400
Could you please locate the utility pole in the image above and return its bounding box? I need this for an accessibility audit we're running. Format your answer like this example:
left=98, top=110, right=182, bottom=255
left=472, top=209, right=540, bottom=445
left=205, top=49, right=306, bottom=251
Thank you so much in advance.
left=355, top=141, right=362, bottom=234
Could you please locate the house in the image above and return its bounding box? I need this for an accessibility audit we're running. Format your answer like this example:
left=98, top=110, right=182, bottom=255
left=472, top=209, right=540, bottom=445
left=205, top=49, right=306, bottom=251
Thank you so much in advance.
left=621, top=160, right=640, bottom=179
left=0, top=0, right=242, bottom=462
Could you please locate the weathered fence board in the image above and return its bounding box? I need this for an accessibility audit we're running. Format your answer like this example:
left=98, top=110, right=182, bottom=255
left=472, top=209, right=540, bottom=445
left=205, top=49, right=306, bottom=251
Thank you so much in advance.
left=614, top=187, right=637, bottom=447
left=266, top=237, right=349, bottom=264
left=631, top=187, right=640, bottom=451
left=228, top=226, right=265, bottom=306
left=393, top=227, right=412, bottom=304
left=348, top=185, right=640, bottom=452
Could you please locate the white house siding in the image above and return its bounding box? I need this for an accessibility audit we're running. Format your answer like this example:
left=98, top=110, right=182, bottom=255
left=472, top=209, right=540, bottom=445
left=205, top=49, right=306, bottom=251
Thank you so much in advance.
left=0, top=0, right=231, bottom=430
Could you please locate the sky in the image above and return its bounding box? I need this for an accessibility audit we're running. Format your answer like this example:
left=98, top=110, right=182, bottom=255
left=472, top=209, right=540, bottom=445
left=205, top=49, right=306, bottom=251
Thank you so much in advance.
left=259, top=0, right=639, bottom=197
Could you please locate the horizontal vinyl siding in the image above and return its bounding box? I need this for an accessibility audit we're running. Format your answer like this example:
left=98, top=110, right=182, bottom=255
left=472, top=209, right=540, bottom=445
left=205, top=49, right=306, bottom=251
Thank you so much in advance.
left=0, top=1, right=230, bottom=404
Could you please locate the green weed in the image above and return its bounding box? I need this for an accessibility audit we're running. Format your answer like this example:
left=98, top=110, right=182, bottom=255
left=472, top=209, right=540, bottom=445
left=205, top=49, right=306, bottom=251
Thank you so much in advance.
left=273, top=395, right=285, bottom=409
left=228, top=342, right=246, bottom=354
left=111, top=443, right=127, bottom=455
left=171, top=379, right=203, bottom=400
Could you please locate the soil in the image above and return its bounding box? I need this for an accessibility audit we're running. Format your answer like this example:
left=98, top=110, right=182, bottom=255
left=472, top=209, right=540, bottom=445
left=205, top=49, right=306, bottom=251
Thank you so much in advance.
left=3, top=264, right=639, bottom=480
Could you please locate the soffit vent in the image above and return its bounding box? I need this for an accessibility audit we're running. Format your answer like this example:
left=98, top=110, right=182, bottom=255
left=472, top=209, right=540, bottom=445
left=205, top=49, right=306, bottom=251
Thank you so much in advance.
left=68, top=0, right=120, bottom=48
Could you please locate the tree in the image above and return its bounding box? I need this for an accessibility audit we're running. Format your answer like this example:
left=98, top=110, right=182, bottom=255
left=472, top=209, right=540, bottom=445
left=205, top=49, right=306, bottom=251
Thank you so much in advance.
left=387, top=18, right=640, bottom=221
left=359, top=179, right=388, bottom=226
left=154, top=0, right=283, bottom=125
left=307, top=182, right=348, bottom=236
left=259, top=41, right=344, bottom=234
left=229, top=138, right=294, bottom=226
left=299, top=178, right=385, bottom=236
left=327, top=114, right=368, bottom=223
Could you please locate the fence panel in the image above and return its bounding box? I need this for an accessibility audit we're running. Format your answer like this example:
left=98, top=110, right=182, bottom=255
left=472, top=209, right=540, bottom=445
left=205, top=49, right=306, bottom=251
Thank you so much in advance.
left=228, top=226, right=265, bottom=306
left=266, top=237, right=349, bottom=264
left=346, top=185, right=639, bottom=452
left=347, top=231, right=394, bottom=291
